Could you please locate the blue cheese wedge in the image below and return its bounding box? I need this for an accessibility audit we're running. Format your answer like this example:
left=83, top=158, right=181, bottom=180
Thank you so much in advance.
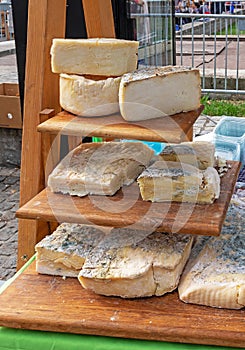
left=119, top=66, right=201, bottom=121
left=48, top=142, right=154, bottom=197
left=159, top=141, right=215, bottom=170
left=137, top=161, right=220, bottom=204
left=35, top=223, right=106, bottom=277
left=59, top=74, right=121, bottom=116
left=78, top=228, right=193, bottom=298
left=51, top=38, right=139, bottom=76
left=178, top=205, right=245, bottom=309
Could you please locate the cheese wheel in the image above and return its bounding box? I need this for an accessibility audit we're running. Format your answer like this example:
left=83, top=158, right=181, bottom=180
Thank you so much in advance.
left=51, top=38, right=139, bottom=76
left=59, top=74, right=121, bottom=116
left=119, top=66, right=201, bottom=121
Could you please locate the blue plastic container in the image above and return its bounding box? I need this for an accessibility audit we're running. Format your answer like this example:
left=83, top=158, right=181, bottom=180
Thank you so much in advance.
left=215, top=140, right=241, bottom=162
left=213, top=117, right=245, bottom=164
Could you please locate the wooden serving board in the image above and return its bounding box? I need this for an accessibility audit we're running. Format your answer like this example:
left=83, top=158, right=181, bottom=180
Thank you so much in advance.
left=16, top=161, right=240, bottom=236
left=0, top=260, right=244, bottom=348
left=37, top=106, right=204, bottom=143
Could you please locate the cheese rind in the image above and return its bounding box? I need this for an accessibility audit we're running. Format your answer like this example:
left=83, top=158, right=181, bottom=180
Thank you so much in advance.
left=51, top=38, right=139, bottom=76
left=119, top=66, right=201, bottom=121
left=59, top=74, right=121, bottom=116
left=137, top=161, right=220, bottom=204
left=48, top=142, right=154, bottom=197
left=78, top=228, right=193, bottom=298
left=178, top=212, right=245, bottom=309
left=35, top=223, right=106, bottom=277
left=159, top=141, right=215, bottom=170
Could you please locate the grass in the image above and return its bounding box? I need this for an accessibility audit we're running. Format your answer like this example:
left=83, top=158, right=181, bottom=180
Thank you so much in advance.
left=201, top=96, right=245, bottom=117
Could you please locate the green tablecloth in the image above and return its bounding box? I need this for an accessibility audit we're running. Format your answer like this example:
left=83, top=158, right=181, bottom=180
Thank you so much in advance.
left=0, top=327, right=240, bottom=350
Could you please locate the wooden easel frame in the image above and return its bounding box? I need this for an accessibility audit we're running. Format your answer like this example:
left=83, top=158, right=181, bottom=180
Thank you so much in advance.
left=17, top=0, right=116, bottom=269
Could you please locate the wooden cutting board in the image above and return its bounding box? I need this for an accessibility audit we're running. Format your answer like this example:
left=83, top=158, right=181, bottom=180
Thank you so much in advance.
left=0, top=260, right=244, bottom=348
left=37, top=107, right=204, bottom=143
left=16, top=161, right=240, bottom=236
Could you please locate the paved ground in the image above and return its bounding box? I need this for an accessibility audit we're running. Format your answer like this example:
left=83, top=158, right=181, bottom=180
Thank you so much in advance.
left=0, top=40, right=244, bottom=281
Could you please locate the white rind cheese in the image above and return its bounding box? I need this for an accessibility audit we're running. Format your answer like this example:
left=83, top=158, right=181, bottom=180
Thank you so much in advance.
left=119, top=66, right=201, bottom=121
left=35, top=223, right=106, bottom=277
left=178, top=215, right=245, bottom=309
left=48, top=141, right=154, bottom=197
left=159, top=141, right=215, bottom=170
left=78, top=228, right=193, bottom=298
left=59, top=74, right=121, bottom=116
left=51, top=38, right=139, bottom=76
left=137, top=161, right=220, bottom=204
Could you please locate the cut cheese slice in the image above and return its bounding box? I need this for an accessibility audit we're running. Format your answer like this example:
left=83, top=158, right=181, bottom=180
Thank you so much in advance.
left=78, top=228, right=193, bottom=298
left=159, top=141, right=215, bottom=170
left=35, top=223, right=106, bottom=277
left=178, top=206, right=245, bottom=309
left=59, top=74, right=121, bottom=116
left=51, top=38, right=139, bottom=76
left=48, top=141, right=154, bottom=197
left=119, top=66, right=201, bottom=121
left=137, top=161, right=220, bottom=204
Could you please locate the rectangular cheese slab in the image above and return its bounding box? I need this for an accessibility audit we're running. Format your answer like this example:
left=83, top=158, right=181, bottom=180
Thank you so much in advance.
left=119, top=66, right=201, bottom=121
left=48, top=141, right=154, bottom=197
left=51, top=38, right=139, bottom=76
left=178, top=204, right=245, bottom=309
left=35, top=223, right=106, bottom=277
left=79, top=228, right=193, bottom=298
left=159, top=141, right=215, bottom=170
left=137, top=161, right=220, bottom=204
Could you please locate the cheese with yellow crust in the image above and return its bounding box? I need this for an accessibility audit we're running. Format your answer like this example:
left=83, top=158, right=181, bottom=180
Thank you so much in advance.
left=51, top=38, right=139, bottom=76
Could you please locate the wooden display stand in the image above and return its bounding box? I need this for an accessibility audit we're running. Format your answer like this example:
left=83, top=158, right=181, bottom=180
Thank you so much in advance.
left=0, top=1, right=243, bottom=348
left=16, top=0, right=240, bottom=267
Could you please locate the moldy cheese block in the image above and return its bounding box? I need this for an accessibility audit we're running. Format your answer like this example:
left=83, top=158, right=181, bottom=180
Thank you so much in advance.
left=119, top=66, right=201, bottom=121
left=178, top=210, right=245, bottom=309
left=35, top=223, right=106, bottom=277
left=50, top=38, right=139, bottom=76
left=48, top=141, right=154, bottom=197
left=59, top=74, right=121, bottom=116
left=137, top=161, right=220, bottom=204
left=78, top=228, right=193, bottom=298
left=159, top=141, right=215, bottom=170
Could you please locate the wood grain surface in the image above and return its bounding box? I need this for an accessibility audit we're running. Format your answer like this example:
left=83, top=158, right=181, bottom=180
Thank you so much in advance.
left=16, top=161, right=240, bottom=237
left=37, top=107, right=204, bottom=143
left=0, top=261, right=244, bottom=348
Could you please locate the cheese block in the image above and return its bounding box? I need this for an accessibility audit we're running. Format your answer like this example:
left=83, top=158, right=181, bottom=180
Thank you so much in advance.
left=178, top=207, right=245, bottom=309
left=35, top=223, right=106, bottom=277
left=50, top=38, right=139, bottom=76
left=48, top=141, right=154, bottom=197
left=159, top=141, right=215, bottom=170
left=119, top=66, right=201, bottom=121
left=59, top=73, right=121, bottom=116
left=137, top=161, right=220, bottom=204
left=78, top=228, right=193, bottom=298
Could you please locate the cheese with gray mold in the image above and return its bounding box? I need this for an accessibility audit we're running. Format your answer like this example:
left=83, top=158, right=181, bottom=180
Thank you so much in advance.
left=137, top=161, right=220, bottom=204
left=78, top=228, right=193, bottom=298
left=178, top=225, right=245, bottom=309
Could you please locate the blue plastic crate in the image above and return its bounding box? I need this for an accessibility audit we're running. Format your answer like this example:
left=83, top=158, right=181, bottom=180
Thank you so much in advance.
left=213, top=117, right=245, bottom=164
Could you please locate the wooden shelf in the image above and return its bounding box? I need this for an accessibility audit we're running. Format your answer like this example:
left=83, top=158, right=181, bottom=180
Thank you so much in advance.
left=0, top=259, right=244, bottom=348
left=37, top=106, right=204, bottom=143
left=16, top=161, right=240, bottom=237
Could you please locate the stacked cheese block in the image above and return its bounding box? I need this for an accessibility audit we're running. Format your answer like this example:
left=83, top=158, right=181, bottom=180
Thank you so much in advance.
left=35, top=215, right=244, bottom=308
left=50, top=38, right=201, bottom=121
left=40, top=38, right=244, bottom=309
